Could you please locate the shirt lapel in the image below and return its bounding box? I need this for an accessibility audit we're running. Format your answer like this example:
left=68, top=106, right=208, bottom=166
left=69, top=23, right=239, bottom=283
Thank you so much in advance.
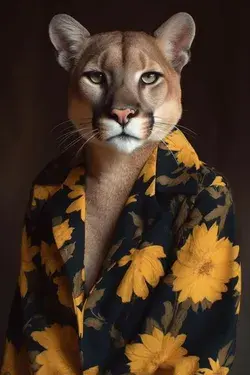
left=51, top=165, right=86, bottom=337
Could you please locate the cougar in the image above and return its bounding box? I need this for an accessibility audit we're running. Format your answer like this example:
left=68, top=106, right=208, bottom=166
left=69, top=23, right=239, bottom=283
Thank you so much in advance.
left=49, top=12, right=196, bottom=292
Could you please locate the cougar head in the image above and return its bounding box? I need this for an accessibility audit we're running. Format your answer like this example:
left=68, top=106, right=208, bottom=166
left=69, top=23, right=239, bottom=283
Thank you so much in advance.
left=49, top=13, right=195, bottom=153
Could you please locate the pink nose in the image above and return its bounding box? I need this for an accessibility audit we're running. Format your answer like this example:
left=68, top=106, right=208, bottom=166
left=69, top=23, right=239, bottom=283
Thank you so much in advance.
left=111, top=108, right=136, bottom=125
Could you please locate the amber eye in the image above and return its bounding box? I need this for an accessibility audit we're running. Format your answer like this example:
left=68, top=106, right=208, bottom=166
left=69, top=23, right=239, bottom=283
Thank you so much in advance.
left=141, top=72, right=162, bottom=84
left=84, top=71, right=106, bottom=84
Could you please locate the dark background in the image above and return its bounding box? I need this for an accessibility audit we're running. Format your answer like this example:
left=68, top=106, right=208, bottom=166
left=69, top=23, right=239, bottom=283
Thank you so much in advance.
left=0, top=1, right=249, bottom=374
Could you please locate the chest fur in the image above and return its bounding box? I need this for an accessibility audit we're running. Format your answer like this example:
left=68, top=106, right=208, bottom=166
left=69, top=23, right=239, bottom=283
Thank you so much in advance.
left=84, top=164, right=142, bottom=292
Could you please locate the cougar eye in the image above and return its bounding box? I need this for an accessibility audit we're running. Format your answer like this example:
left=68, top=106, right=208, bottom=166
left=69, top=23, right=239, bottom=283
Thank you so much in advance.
left=84, top=71, right=106, bottom=84
left=141, top=72, right=162, bottom=85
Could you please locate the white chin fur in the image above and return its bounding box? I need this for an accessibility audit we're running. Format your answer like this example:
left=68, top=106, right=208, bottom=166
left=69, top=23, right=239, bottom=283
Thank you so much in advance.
left=107, top=137, right=144, bottom=153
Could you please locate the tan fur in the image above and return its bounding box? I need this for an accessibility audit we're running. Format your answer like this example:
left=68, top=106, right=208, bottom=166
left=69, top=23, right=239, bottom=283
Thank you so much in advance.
left=49, top=13, right=195, bottom=291
left=84, top=142, right=156, bottom=292
left=69, top=34, right=183, bottom=292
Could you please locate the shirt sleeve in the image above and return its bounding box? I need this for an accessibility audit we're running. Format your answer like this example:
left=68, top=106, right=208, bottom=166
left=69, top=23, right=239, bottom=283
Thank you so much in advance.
left=0, top=187, right=40, bottom=375
left=171, top=178, right=241, bottom=373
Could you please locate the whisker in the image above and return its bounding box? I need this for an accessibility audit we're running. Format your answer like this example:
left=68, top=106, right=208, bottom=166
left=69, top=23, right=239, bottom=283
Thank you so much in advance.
left=153, top=128, right=169, bottom=139
left=83, top=131, right=99, bottom=146
left=154, top=117, right=197, bottom=136
left=63, top=121, right=92, bottom=130
left=80, top=129, right=99, bottom=141
left=60, top=137, right=83, bottom=153
left=51, top=119, right=90, bottom=132
left=154, top=122, right=175, bottom=130
left=57, top=130, right=87, bottom=147
left=79, top=121, right=93, bottom=126
left=153, top=116, right=174, bottom=123
left=59, top=129, right=98, bottom=152
left=57, top=126, right=95, bottom=145
left=175, top=124, right=197, bottom=136
left=153, top=123, right=173, bottom=130
left=75, top=131, right=99, bottom=158
left=173, top=125, right=196, bottom=139
left=55, top=124, right=75, bottom=134
left=154, top=122, right=196, bottom=139
left=152, top=127, right=169, bottom=141
left=166, top=149, right=179, bottom=167
left=80, top=127, right=99, bottom=135
left=155, top=127, right=194, bottom=168
left=153, top=124, right=173, bottom=136
left=57, top=129, right=81, bottom=141
left=154, top=133, right=179, bottom=167
left=59, top=129, right=95, bottom=150
left=58, top=134, right=80, bottom=149
left=58, top=134, right=76, bottom=147
left=50, top=119, right=72, bottom=133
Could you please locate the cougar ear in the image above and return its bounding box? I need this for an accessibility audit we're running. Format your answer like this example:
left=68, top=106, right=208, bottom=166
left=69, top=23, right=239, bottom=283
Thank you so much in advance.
left=49, top=14, right=90, bottom=71
left=154, top=12, right=195, bottom=73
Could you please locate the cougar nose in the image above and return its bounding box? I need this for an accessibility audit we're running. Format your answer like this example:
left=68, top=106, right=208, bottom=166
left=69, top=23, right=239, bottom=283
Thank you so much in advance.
left=111, top=108, right=136, bottom=125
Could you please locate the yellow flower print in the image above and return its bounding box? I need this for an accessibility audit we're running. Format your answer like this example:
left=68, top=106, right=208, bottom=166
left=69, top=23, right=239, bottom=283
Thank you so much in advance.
left=172, top=223, right=240, bottom=304
left=125, top=328, right=199, bottom=375
left=236, top=299, right=241, bottom=315
left=234, top=264, right=241, bottom=314
left=235, top=264, right=241, bottom=294
left=117, top=245, right=166, bottom=303
left=74, top=304, right=85, bottom=339
left=32, top=185, right=61, bottom=207
left=199, top=358, right=229, bottom=375
left=159, top=356, right=199, bottom=375
left=139, top=147, right=157, bottom=182
left=19, top=229, right=39, bottom=297
left=1, top=340, right=30, bottom=375
left=211, top=176, right=226, bottom=187
left=126, top=194, right=137, bottom=206
left=165, top=129, right=202, bottom=169
left=82, top=268, right=86, bottom=282
left=83, top=365, right=99, bottom=375
left=73, top=295, right=86, bottom=338
left=174, top=356, right=200, bottom=375
left=54, top=276, right=73, bottom=309
left=31, top=324, right=81, bottom=375
left=53, top=219, right=74, bottom=249
left=145, top=179, right=155, bottom=197
left=64, top=167, right=85, bottom=188
left=66, top=185, right=86, bottom=221
left=41, top=241, right=63, bottom=275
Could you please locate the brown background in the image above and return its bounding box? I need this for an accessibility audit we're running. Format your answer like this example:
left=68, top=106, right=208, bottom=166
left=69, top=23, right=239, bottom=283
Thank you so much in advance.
left=0, top=1, right=249, bottom=374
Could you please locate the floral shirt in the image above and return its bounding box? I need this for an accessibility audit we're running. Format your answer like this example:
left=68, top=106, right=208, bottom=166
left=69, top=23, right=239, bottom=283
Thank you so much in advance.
left=0, top=130, right=241, bottom=375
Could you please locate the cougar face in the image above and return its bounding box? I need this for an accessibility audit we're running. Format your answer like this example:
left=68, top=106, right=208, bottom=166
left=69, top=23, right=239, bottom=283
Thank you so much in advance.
left=49, top=13, right=195, bottom=153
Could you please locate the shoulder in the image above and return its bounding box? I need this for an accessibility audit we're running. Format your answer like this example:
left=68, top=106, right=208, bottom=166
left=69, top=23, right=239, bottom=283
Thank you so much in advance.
left=33, top=153, right=74, bottom=186
left=26, top=153, right=83, bottom=219
left=196, top=163, right=233, bottom=197
left=192, top=164, right=234, bottom=223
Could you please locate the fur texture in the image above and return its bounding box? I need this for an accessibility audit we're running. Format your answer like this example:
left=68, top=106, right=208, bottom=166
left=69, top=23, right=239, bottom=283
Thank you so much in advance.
left=49, top=12, right=196, bottom=291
